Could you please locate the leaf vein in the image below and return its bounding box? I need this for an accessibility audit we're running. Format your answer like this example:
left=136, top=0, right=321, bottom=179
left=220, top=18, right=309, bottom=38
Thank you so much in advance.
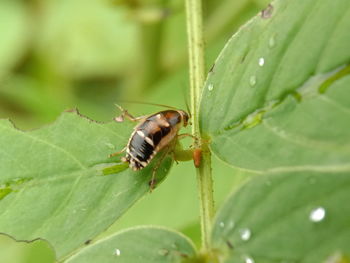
left=0, top=123, right=87, bottom=170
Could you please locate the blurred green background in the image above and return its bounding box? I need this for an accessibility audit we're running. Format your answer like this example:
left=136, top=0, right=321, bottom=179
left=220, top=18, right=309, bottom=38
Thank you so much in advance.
left=0, top=0, right=269, bottom=262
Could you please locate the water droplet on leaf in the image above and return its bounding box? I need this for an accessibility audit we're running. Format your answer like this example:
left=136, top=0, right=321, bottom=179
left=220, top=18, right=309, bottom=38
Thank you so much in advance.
left=208, top=83, right=214, bottom=91
left=258, top=57, right=265, bottom=66
left=114, top=248, right=121, bottom=256
left=219, top=222, right=225, bottom=228
left=269, top=36, right=276, bottom=48
left=309, top=207, right=326, bottom=222
left=249, top=76, right=257, bottom=86
left=239, top=228, right=251, bottom=241
left=244, top=255, right=255, bottom=263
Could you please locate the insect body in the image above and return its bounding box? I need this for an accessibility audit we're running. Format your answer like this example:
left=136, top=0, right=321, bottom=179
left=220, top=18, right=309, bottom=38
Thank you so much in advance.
left=111, top=107, right=189, bottom=172
left=124, top=110, right=189, bottom=170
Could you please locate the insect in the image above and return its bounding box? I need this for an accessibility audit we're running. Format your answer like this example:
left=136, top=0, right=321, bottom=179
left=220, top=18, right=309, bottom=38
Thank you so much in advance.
left=110, top=103, right=192, bottom=189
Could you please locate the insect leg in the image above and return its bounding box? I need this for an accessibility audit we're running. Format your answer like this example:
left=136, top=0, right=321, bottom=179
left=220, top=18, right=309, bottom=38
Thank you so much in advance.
left=176, top=133, right=197, bottom=140
left=175, top=134, right=202, bottom=167
left=171, top=151, right=179, bottom=164
left=149, top=145, right=172, bottom=191
left=113, top=104, right=146, bottom=122
left=109, top=146, right=126, bottom=157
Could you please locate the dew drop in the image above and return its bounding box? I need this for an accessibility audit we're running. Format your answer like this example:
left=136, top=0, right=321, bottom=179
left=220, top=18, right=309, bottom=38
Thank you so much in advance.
left=208, top=83, right=214, bottom=91
left=309, top=207, right=326, bottom=222
left=114, top=248, right=121, bottom=256
left=244, top=255, right=255, bottom=263
left=258, top=57, right=265, bottom=66
left=239, top=228, right=251, bottom=241
left=269, top=36, right=276, bottom=48
left=249, top=76, right=257, bottom=86
left=227, top=220, right=235, bottom=230
left=219, top=222, right=225, bottom=228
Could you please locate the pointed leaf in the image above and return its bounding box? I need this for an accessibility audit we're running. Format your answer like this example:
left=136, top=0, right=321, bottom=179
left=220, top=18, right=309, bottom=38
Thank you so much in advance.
left=0, top=111, right=172, bottom=260
left=65, top=226, right=197, bottom=263
left=212, top=171, right=350, bottom=262
left=200, top=0, right=350, bottom=171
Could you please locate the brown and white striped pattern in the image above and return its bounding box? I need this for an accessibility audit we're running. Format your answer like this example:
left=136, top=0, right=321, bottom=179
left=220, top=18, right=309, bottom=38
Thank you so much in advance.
left=123, top=110, right=188, bottom=170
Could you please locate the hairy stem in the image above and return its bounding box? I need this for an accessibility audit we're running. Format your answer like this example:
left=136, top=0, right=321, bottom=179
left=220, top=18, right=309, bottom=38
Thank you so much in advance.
left=185, top=0, right=214, bottom=251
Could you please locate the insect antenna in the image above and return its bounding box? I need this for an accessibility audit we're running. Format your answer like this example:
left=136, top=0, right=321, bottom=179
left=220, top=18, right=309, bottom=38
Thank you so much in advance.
left=184, top=96, right=191, bottom=119
left=115, top=100, right=182, bottom=111
left=181, top=86, right=192, bottom=120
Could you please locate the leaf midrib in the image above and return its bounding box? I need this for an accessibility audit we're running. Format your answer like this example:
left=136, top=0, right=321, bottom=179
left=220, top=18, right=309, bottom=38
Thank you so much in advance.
left=0, top=122, right=87, bottom=170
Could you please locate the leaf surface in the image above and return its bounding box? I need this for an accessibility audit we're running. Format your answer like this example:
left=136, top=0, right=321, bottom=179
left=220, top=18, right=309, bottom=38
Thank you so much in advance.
left=200, top=0, right=350, bottom=171
left=65, top=226, right=197, bottom=263
left=212, top=171, right=350, bottom=263
left=0, top=111, right=172, bottom=260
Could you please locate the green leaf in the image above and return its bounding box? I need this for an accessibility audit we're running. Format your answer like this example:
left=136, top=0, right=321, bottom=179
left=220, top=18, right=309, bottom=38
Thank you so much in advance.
left=200, top=0, right=350, bottom=171
left=0, top=111, right=172, bottom=260
left=211, top=171, right=350, bottom=263
left=64, top=226, right=197, bottom=263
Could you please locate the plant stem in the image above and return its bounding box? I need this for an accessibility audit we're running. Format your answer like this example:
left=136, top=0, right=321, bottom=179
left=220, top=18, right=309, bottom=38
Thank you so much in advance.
left=196, top=144, right=214, bottom=252
left=185, top=0, right=214, bottom=252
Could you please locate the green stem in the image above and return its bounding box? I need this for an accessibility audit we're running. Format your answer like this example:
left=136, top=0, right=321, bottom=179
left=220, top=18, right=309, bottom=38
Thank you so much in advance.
left=196, top=144, right=214, bottom=252
left=185, top=0, right=214, bottom=252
